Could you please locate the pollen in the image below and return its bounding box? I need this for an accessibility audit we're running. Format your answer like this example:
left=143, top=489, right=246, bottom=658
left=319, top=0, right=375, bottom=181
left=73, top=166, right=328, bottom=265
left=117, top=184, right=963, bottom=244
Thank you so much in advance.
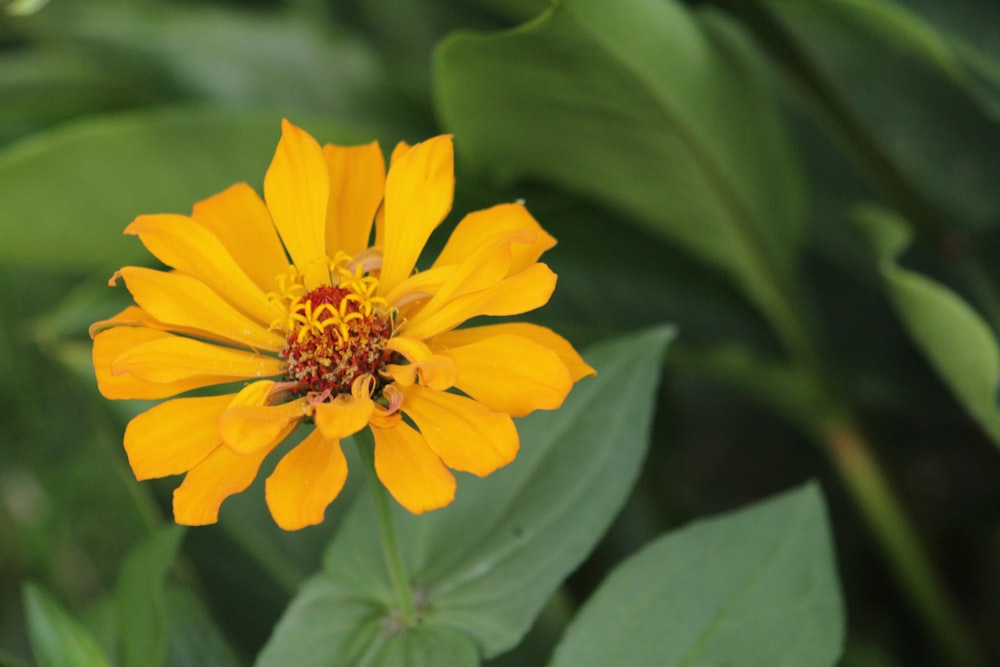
left=271, top=256, right=394, bottom=397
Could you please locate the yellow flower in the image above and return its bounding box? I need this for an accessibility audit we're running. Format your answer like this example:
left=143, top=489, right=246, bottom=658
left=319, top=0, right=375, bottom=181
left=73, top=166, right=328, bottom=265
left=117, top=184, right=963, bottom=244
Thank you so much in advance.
left=91, top=120, right=594, bottom=530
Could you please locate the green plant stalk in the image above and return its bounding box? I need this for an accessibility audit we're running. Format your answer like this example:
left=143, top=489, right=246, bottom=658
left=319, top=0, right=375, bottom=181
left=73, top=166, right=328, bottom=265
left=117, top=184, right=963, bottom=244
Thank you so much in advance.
left=354, top=428, right=418, bottom=626
left=705, top=2, right=990, bottom=664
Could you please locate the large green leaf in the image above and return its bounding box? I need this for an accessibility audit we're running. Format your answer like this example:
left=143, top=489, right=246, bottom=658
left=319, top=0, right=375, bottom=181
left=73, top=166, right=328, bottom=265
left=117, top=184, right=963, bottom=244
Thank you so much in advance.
left=548, top=484, right=844, bottom=667
left=435, top=0, right=806, bottom=340
left=857, top=205, right=1000, bottom=449
left=23, top=584, right=112, bottom=667
left=256, top=326, right=675, bottom=666
left=0, top=106, right=379, bottom=271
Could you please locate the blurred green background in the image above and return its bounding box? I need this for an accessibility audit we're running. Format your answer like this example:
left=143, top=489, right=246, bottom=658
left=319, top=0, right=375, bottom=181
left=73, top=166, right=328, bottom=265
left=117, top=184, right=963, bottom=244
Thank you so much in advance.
left=2, top=1, right=1000, bottom=666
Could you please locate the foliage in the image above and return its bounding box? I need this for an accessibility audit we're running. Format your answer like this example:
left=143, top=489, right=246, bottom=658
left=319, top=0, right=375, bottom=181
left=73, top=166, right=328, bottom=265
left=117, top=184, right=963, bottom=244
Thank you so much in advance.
left=1, top=1, right=999, bottom=666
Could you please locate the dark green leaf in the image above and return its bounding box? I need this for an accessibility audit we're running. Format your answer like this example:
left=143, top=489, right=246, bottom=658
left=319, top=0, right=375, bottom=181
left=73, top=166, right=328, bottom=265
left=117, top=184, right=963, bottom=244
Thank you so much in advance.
left=548, top=484, right=844, bottom=667
left=257, top=327, right=674, bottom=666
left=23, top=583, right=112, bottom=667
left=435, top=0, right=806, bottom=337
left=857, top=205, right=1000, bottom=449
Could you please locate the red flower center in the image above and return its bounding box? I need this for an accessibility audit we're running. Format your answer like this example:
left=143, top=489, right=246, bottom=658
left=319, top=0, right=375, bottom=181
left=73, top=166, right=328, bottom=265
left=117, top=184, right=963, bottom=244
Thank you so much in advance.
left=280, top=285, right=393, bottom=396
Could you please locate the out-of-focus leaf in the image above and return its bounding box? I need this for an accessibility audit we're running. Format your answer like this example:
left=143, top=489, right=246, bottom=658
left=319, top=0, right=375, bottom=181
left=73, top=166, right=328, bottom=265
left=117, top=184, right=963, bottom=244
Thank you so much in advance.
left=5, top=0, right=50, bottom=16
left=764, top=0, right=1000, bottom=118
left=23, top=584, right=111, bottom=667
left=0, top=106, right=379, bottom=271
left=257, top=327, right=674, bottom=666
left=435, top=0, right=806, bottom=341
left=115, top=526, right=185, bottom=667
left=161, top=590, right=241, bottom=667
left=857, top=205, right=1000, bottom=449
left=547, top=483, right=844, bottom=667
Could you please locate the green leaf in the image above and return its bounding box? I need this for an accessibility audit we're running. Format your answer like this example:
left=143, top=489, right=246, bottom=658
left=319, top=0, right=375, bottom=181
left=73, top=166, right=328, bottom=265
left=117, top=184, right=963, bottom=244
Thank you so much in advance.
left=548, top=484, right=844, bottom=667
left=0, top=106, right=380, bottom=271
left=857, top=205, right=1000, bottom=449
left=764, top=0, right=1000, bottom=119
left=23, top=583, right=112, bottom=667
left=115, top=526, right=186, bottom=667
left=161, top=590, right=242, bottom=667
left=435, top=0, right=805, bottom=338
left=257, top=326, right=675, bottom=666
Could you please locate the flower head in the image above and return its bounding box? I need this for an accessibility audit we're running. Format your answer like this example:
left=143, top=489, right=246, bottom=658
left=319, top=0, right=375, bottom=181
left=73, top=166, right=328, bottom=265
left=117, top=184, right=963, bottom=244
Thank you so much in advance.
left=91, top=120, right=594, bottom=530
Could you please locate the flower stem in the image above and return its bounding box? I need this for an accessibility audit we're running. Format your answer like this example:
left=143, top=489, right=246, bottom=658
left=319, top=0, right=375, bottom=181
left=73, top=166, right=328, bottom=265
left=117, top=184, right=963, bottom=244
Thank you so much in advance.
left=354, top=428, right=418, bottom=626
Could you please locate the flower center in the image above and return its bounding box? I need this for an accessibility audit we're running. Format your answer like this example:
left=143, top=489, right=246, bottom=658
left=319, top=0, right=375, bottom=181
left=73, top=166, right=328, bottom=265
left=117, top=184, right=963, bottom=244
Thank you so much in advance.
left=271, top=256, right=393, bottom=398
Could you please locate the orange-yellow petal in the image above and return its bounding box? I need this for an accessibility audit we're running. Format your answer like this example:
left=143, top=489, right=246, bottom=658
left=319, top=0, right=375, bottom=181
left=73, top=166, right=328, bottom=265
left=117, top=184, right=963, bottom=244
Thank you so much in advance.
left=124, top=394, right=234, bottom=480
left=111, top=335, right=284, bottom=384
left=265, top=428, right=349, bottom=530
left=218, top=382, right=307, bottom=454
left=172, top=443, right=272, bottom=526
left=378, top=135, right=454, bottom=294
left=400, top=384, right=518, bottom=477
left=433, top=322, right=596, bottom=381
left=324, top=141, right=385, bottom=257
left=432, top=203, right=556, bottom=276
left=114, top=266, right=284, bottom=352
left=263, top=119, right=329, bottom=285
left=399, top=263, right=557, bottom=341
left=436, top=334, right=572, bottom=417
left=313, top=393, right=374, bottom=440
left=125, top=214, right=279, bottom=325
left=384, top=336, right=457, bottom=390
left=191, top=183, right=290, bottom=293
left=93, top=326, right=234, bottom=399
left=371, top=421, right=455, bottom=514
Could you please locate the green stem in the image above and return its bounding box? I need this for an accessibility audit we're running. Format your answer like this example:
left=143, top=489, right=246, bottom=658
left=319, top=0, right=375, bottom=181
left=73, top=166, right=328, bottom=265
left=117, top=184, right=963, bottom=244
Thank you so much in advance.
left=354, top=429, right=418, bottom=626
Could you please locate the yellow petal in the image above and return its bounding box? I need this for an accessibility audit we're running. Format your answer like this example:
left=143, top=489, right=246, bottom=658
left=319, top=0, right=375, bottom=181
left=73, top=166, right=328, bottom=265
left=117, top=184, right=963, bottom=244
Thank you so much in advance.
left=384, top=336, right=457, bottom=390
left=437, top=334, right=573, bottom=417
left=313, top=393, right=374, bottom=440
left=399, top=263, right=557, bottom=341
left=191, top=183, right=290, bottom=292
left=124, top=394, right=234, bottom=480
left=218, top=382, right=307, bottom=454
left=433, top=203, right=556, bottom=276
left=371, top=421, right=455, bottom=514
left=401, top=385, right=518, bottom=477
left=172, top=442, right=272, bottom=526
left=265, top=428, right=349, bottom=530
left=434, top=322, right=596, bottom=381
left=378, top=135, right=454, bottom=294
left=111, top=335, right=284, bottom=384
left=263, top=119, right=329, bottom=285
left=115, top=266, right=284, bottom=352
left=324, top=141, right=385, bottom=257
left=125, top=214, right=279, bottom=325
left=93, top=326, right=232, bottom=399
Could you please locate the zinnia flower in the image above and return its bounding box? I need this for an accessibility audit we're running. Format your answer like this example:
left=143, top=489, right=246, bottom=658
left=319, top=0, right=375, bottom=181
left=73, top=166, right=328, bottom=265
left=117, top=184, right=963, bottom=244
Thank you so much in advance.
left=91, top=120, right=593, bottom=530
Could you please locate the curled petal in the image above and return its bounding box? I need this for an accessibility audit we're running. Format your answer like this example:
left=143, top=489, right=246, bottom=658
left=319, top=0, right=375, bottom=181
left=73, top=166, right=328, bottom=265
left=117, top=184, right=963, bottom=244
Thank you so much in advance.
left=313, top=392, right=374, bottom=440
left=371, top=421, right=455, bottom=514
left=401, top=384, right=518, bottom=477
left=266, top=428, right=349, bottom=530
left=124, top=394, right=234, bottom=480
left=433, top=203, right=556, bottom=276
left=218, top=382, right=307, bottom=454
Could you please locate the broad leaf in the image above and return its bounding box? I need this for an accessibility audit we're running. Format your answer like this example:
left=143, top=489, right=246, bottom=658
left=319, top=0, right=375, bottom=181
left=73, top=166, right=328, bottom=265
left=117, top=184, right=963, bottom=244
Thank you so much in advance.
left=548, top=484, right=844, bottom=667
left=0, top=106, right=379, bottom=271
left=857, top=205, right=1000, bottom=449
left=23, top=584, right=112, bottom=667
left=257, top=326, right=675, bottom=666
left=435, top=0, right=806, bottom=340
